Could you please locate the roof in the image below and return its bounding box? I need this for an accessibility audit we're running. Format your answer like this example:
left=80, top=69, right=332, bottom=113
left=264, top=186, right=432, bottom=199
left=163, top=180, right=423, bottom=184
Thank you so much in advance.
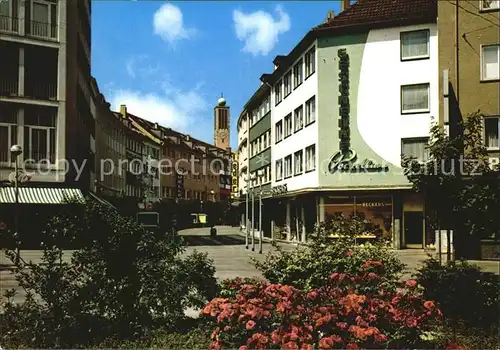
left=0, top=187, right=85, bottom=204
left=261, top=0, right=437, bottom=85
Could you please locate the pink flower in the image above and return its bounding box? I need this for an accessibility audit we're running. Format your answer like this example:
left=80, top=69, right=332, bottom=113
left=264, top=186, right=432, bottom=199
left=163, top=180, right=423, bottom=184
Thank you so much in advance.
left=406, top=279, right=417, bottom=288
left=246, top=320, right=256, bottom=330
left=345, top=251, right=353, bottom=256
left=391, top=296, right=400, bottom=305
left=374, top=333, right=388, bottom=343
left=367, top=272, right=377, bottom=279
left=424, top=300, right=435, bottom=309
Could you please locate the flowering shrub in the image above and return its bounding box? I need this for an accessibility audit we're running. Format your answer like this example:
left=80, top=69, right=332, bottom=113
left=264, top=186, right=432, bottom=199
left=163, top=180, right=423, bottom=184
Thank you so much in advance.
left=253, top=214, right=406, bottom=292
left=201, top=261, right=443, bottom=349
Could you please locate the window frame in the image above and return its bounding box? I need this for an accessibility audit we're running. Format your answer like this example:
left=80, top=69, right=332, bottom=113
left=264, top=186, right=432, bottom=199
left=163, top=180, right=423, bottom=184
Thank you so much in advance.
left=284, top=113, right=292, bottom=138
left=484, top=116, right=500, bottom=150
left=294, top=150, right=303, bottom=175
left=305, top=96, right=316, bottom=126
left=275, top=120, right=283, bottom=144
left=400, top=83, right=431, bottom=114
left=305, top=144, right=316, bottom=172
left=401, top=137, right=430, bottom=164
left=480, top=44, right=500, bottom=82
left=284, top=155, right=292, bottom=179
left=274, top=80, right=282, bottom=106
left=305, top=46, right=316, bottom=78
left=283, top=70, right=292, bottom=97
left=293, top=58, right=303, bottom=89
left=294, top=105, right=304, bottom=133
left=479, top=0, right=500, bottom=11
left=400, top=29, right=430, bottom=61
left=275, top=159, right=283, bottom=181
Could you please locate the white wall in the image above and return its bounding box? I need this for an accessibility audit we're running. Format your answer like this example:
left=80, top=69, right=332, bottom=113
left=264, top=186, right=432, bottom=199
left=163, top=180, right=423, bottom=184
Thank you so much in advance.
left=357, top=24, right=438, bottom=168
left=237, top=115, right=249, bottom=195
left=271, top=42, right=319, bottom=191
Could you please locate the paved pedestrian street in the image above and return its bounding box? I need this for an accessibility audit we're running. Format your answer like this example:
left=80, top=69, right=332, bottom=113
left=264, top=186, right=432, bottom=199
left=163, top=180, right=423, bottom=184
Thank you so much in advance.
left=1, top=226, right=498, bottom=312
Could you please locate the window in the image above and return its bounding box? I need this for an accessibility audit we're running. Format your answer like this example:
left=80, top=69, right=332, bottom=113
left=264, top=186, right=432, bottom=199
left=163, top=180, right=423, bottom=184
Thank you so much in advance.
left=275, top=120, right=283, bottom=143
left=284, top=114, right=292, bottom=138
left=263, top=132, right=268, bottom=149
left=401, top=83, right=430, bottom=113
left=293, top=59, right=303, bottom=88
left=294, top=106, right=303, bottom=132
left=24, top=109, right=56, bottom=164
left=276, top=159, right=283, bottom=181
left=284, top=155, right=292, bottom=178
left=481, top=45, right=500, bottom=81
left=401, top=30, right=430, bottom=60
left=251, top=109, right=259, bottom=126
left=0, top=105, right=17, bottom=164
left=261, top=97, right=270, bottom=117
left=31, top=0, right=57, bottom=39
left=275, top=80, right=282, bottom=105
left=284, top=71, right=292, bottom=96
left=305, top=46, right=316, bottom=77
left=305, top=144, right=316, bottom=171
left=305, top=96, right=316, bottom=125
left=485, top=117, right=500, bottom=149
left=480, top=0, right=500, bottom=11
left=401, top=138, right=430, bottom=163
left=294, top=150, right=303, bottom=175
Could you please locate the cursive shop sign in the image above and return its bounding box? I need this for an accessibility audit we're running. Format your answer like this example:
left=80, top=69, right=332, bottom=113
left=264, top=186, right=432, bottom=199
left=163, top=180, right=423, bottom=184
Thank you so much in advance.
left=328, top=48, right=389, bottom=174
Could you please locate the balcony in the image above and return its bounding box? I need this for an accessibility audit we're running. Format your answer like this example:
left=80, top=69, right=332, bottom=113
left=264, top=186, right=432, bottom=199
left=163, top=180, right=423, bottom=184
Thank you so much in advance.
left=0, top=78, right=19, bottom=97
left=24, top=82, right=57, bottom=101
left=0, top=15, right=19, bottom=34
left=26, top=19, right=57, bottom=40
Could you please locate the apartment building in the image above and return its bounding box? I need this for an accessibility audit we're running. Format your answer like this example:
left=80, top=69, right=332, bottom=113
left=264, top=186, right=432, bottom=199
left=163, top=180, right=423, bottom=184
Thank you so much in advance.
left=238, top=0, right=438, bottom=248
left=236, top=113, right=249, bottom=197
left=92, top=79, right=126, bottom=198
left=0, top=0, right=95, bottom=194
left=438, top=0, right=500, bottom=156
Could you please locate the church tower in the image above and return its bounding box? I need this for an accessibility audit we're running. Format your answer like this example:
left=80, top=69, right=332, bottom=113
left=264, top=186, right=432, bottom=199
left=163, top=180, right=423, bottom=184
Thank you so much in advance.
left=214, top=95, right=230, bottom=151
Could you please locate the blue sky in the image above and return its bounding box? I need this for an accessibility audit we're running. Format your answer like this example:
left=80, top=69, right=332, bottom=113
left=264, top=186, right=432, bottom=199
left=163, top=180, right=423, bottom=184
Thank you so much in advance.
left=91, top=1, right=342, bottom=149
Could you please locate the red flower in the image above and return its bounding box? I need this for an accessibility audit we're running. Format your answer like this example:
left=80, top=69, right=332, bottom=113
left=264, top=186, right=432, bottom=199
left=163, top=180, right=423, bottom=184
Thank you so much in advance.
left=345, top=251, right=353, bottom=256
left=283, top=341, right=299, bottom=349
left=318, top=337, right=334, bottom=349
left=346, top=342, right=360, bottom=350
left=406, top=279, right=417, bottom=288
left=301, top=344, right=313, bottom=350
left=307, top=290, right=319, bottom=300
left=209, top=341, right=222, bottom=350
left=391, top=296, right=400, bottom=305
left=424, top=300, right=435, bottom=309
left=246, top=320, right=256, bottom=330
left=374, top=333, right=388, bottom=343
left=406, top=316, right=418, bottom=328
left=445, top=342, right=467, bottom=350
left=367, top=272, right=378, bottom=279
left=336, top=322, right=348, bottom=329
left=239, top=347, right=249, bottom=350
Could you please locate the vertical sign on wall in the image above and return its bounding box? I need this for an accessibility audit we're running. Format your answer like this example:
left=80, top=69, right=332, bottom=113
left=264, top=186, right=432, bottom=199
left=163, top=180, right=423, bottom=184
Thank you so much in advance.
left=231, top=152, right=239, bottom=199
left=176, top=169, right=184, bottom=200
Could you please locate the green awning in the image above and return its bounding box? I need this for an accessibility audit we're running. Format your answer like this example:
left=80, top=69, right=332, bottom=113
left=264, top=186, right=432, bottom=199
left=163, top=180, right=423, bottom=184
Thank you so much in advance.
left=0, top=187, right=85, bottom=204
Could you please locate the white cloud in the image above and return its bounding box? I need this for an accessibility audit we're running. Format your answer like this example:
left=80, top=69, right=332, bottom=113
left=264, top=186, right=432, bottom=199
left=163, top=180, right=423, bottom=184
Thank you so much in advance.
left=125, top=55, right=161, bottom=79
left=233, top=5, right=291, bottom=56
left=153, top=3, right=195, bottom=46
left=109, top=87, right=209, bottom=133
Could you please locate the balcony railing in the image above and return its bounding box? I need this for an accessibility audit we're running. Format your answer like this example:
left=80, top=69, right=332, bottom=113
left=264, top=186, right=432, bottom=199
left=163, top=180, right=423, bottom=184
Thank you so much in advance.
left=0, top=15, right=19, bottom=34
left=24, top=82, right=57, bottom=101
left=27, top=19, right=57, bottom=40
left=0, top=79, right=19, bottom=97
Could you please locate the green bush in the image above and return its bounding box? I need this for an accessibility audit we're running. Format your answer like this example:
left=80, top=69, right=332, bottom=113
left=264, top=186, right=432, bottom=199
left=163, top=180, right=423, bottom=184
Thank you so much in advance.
left=415, top=257, right=500, bottom=329
left=252, top=213, right=406, bottom=291
left=0, top=198, right=218, bottom=348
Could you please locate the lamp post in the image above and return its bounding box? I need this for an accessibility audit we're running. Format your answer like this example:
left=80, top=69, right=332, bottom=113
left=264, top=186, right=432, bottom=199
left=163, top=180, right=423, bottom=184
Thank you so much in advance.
left=257, top=169, right=264, bottom=254
left=10, top=145, right=22, bottom=263
left=250, top=173, right=256, bottom=251
left=245, top=174, right=250, bottom=249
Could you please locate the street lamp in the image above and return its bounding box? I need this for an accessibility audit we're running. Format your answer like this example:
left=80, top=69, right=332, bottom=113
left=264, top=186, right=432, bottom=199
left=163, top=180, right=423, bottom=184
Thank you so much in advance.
left=10, top=145, right=22, bottom=263
left=245, top=172, right=250, bottom=249
left=257, top=169, right=264, bottom=254
left=250, top=173, right=256, bottom=251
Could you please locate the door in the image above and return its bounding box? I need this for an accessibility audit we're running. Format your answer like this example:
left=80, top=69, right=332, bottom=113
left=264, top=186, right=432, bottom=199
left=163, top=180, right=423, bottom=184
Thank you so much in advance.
left=404, top=211, right=424, bottom=248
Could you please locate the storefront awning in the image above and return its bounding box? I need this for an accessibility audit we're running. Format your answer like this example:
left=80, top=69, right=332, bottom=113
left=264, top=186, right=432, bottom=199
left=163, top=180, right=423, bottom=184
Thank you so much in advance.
left=0, top=187, right=85, bottom=204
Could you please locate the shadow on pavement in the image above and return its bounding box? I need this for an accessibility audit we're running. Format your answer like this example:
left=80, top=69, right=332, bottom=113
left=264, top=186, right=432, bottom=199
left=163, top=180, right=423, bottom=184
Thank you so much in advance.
left=181, top=234, right=246, bottom=246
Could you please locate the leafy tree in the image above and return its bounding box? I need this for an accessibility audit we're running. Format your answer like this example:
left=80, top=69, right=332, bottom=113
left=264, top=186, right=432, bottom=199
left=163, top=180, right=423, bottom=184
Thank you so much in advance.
left=402, top=112, right=500, bottom=258
left=1, top=198, right=218, bottom=348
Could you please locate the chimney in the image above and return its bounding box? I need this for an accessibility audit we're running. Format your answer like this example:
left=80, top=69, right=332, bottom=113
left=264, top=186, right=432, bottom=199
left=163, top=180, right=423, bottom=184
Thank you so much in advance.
left=154, top=122, right=159, bottom=129
left=341, top=0, right=351, bottom=12
left=325, top=10, right=335, bottom=23
left=120, top=104, right=127, bottom=117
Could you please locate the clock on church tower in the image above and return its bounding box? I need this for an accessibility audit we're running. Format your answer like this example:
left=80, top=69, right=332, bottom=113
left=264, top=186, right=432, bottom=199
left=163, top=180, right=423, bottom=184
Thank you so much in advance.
left=214, top=95, right=230, bottom=151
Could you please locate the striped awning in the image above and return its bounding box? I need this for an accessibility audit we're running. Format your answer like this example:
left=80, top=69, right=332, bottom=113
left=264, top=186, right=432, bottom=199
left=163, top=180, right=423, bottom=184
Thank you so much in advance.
left=0, top=187, right=85, bottom=204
